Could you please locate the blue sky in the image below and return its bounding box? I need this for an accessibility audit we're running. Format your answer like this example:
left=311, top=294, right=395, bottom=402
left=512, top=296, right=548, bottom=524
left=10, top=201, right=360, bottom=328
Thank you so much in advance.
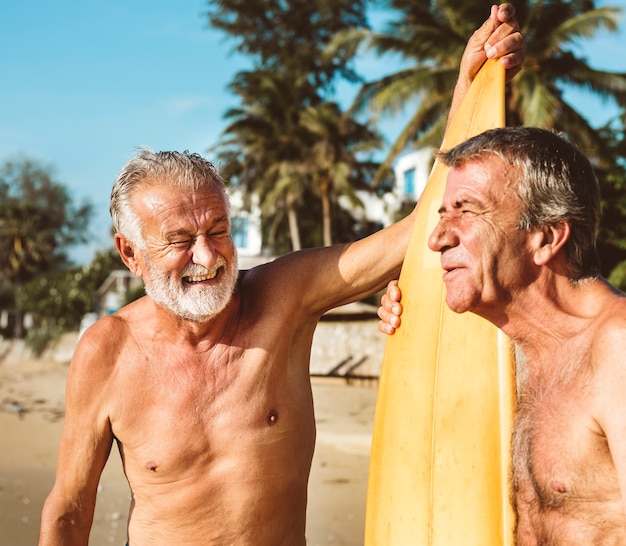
left=1, top=0, right=625, bottom=264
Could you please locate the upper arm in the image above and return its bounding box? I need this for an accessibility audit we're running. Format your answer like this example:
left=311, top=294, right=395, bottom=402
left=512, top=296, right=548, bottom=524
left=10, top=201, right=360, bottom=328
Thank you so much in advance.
left=593, top=316, right=626, bottom=511
left=41, top=321, right=119, bottom=540
left=263, top=212, right=415, bottom=317
left=58, top=333, right=116, bottom=490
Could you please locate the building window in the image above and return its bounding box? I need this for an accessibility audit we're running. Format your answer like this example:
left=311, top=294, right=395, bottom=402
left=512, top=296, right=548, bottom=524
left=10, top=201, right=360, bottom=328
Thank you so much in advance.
left=403, top=168, right=415, bottom=195
left=231, top=216, right=249, bottom=249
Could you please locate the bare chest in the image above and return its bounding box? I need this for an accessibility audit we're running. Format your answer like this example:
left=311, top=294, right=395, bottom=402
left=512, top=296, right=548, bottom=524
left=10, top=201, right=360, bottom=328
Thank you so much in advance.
left=512, top=365, right=625, bottom=544
left=111, top=342, right=316, bottom=483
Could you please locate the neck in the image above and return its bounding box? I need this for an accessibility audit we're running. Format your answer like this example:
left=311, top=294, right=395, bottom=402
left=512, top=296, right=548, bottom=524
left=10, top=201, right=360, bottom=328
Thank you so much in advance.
left=478, top=275, right=607, bottom=364
left=149, top=290, right=240, bottom=348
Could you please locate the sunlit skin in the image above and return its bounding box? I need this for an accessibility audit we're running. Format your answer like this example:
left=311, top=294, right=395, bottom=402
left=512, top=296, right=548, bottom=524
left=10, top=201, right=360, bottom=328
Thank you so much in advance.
left=39, top=182, right=416, bottom=545
left=378, top=156, right=626, bottom=545
left=130, top=185, right=239, bottom=322
left=38, top=6, right=525, bottom=545
left=427, top=159, right=539, bottom=323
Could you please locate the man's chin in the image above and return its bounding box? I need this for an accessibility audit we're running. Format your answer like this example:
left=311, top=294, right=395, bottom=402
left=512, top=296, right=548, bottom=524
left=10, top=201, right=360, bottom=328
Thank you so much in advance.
left=444, top=294, right=473, bottom=315
left=176, top=310, right=220, bottom=323
left=176, top=293, right=234, bottom=322
left=144, top=264, right=237, bottom=323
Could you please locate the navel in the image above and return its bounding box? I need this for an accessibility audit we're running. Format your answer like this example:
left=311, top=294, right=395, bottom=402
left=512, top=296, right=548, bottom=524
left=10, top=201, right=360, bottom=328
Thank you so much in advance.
left=145, top=460, right=158, bottom=472
left=267, top=410, right=279, bottom=425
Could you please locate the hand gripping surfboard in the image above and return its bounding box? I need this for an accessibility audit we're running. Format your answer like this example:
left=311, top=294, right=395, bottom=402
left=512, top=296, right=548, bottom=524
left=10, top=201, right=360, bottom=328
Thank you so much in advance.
left=364, top=59, right=515, bottom=545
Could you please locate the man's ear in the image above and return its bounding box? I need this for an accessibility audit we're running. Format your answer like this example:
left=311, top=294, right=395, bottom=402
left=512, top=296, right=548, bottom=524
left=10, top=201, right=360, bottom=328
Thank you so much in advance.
left=532, top=221, right=570, bottom=266
left=114, top=233, right=143, bottom=278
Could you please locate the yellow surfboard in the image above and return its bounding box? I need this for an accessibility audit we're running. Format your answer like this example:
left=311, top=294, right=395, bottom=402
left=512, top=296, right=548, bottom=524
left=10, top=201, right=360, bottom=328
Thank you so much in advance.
left=364, top=59, right=516, bottom=545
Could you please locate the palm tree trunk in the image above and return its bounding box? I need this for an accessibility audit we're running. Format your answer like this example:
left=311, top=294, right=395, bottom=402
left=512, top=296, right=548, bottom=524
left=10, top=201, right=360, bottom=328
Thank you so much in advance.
left=321, top=179, right=332, bottom=247
left=286, top=193, right=301, bottom=251
left=13, top=281, right=23, bottom=339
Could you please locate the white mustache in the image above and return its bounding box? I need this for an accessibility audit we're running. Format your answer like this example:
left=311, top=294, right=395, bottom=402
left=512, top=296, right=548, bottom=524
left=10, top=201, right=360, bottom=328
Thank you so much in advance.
left=181, top=257, right=227, bottom=279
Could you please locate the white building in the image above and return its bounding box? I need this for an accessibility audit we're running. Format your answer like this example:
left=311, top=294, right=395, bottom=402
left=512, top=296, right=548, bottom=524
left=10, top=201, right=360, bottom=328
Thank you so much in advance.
left=229, top=191, right=263, bottom=258
left=228, top=148, right=433, bottom=251
left=392, top=148, right=433, bottom=205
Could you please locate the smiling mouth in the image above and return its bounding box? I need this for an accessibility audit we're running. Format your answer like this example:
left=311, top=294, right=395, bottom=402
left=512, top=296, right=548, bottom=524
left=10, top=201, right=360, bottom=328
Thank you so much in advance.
left=183, top=267, right=223, bottom=284
left=442, top=266, right=461, bottom=280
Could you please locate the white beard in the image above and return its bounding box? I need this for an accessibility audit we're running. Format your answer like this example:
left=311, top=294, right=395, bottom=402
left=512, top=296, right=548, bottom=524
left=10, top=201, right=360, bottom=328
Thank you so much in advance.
left=142, top=252, right=239, bottom=322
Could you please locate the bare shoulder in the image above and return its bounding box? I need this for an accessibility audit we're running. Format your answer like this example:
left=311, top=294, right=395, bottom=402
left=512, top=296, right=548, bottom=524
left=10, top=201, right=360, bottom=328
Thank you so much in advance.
left=596, top=290, right=626, bottom=342
left=242, top=249, right=330, bottom=282
left=590, top=291, right=626, bottom=377
left=76, top=312, right=130, bottom=358
left=588, top=292, right=626, bottom=438
left=68, top=302, right=140, bottom=385
left=238, top=253, right=327, bottom=310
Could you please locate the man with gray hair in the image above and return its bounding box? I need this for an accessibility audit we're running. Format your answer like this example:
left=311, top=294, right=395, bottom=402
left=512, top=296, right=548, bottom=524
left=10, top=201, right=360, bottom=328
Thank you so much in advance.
left=39, top=7, right=523, bottom=545
left=378, top=126, right=626, bottom=545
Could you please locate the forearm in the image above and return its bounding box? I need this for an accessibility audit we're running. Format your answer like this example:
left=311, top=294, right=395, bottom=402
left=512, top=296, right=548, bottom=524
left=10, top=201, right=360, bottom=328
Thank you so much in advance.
left=39, top=496, right=93, bottom=546
left=338, top=209, right=416, bottom=301
left=39, top=526, right=90, bottom=546
left=39, top=462, right=101, bottom=546
left=447, top=77, right=471, bottom=132
left=289, top=209, right=416, bottom=316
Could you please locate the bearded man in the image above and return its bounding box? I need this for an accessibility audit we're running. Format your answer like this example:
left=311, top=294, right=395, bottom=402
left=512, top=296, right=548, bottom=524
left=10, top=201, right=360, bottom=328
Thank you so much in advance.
left=39, top=7, right=524, bottom=543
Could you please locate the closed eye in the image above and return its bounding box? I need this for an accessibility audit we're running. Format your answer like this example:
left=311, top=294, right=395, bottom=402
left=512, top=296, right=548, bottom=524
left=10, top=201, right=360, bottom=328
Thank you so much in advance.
left=437, top=209, right=478, bottom=220
left=438, top=199, right=480, bottom=218
left=168, top=238, right=192, bottom=248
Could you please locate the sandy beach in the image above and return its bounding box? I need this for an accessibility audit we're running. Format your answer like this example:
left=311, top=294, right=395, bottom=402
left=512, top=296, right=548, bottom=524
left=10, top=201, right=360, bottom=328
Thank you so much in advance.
left=0, top=355, right=378, bottom=545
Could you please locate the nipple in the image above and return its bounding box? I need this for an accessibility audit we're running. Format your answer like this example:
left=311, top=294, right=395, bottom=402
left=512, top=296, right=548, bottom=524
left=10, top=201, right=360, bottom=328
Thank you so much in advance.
left=549, top=480, right=566, bottom=494
left=145, top=460, right=158, bottom=472
left=267, top=410, right=279, bottom=425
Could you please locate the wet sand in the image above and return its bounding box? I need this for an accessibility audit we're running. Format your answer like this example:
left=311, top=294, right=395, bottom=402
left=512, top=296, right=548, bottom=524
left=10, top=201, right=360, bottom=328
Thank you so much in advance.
left=0, top=358, right=378, bottom=545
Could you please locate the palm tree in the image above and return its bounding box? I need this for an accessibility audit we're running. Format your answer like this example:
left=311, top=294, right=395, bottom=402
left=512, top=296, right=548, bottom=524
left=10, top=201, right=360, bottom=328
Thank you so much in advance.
left=207, top=0, right=383, bottom=253
left=328, top=0, right=626, bottom=184
left=509, top=0, right=626, bottom=153
left=594, top=110, right=626, bottom=276
left=0, top=158, right=91, bottom=285
left=213, top=69, right=385, bottom=251
left=0, top=158, right=91, bottom=336
left=300, top=101, right=384, bottom=246
left=212, top=70, right=319, bottom=251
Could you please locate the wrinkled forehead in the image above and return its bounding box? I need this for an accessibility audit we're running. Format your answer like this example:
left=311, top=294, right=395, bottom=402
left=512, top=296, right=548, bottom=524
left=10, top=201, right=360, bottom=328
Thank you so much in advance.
left=138, top=175, right=225, bottom=199
left=444, top=156, right=523, bottom=213
left=131, top=180, right=228, bottom=219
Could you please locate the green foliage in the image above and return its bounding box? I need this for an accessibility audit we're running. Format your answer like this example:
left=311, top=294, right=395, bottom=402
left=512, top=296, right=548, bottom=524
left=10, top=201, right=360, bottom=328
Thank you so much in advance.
left=80, top=247, right=126, bottom=291
left=0, top=156, right=93, bottom=339
left=206, top=0, right=367, bottom=91
left=15, top=248, right=124, bottom=352
left=207, top=0, right=385, bottom=252
left=18, top=270, right=91, bottom=334
left=608, top=259, right=626, bottom=291
left=123, top=285, right=147, bottom=307
left=327, top=0, right=626, bottom=184
left=508, top=1, right=626, bottom=158
left=595, top=113, right=626, bottom=276
left=0, top=156, right=92, bottom=285
left=609, top=259, right=626, bottom=291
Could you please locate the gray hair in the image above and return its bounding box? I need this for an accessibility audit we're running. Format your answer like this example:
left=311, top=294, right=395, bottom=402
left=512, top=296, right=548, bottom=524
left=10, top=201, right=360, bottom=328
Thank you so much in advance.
left=437, top=127, right=601, bottom=281
left=110, top=148, right=230, bottom=248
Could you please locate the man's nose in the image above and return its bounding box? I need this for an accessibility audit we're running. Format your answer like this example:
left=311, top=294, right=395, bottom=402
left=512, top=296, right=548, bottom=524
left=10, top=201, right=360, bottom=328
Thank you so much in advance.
left=190, top=236, right=217, bottom=266
left=428, top=218, right=455, bottom=252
